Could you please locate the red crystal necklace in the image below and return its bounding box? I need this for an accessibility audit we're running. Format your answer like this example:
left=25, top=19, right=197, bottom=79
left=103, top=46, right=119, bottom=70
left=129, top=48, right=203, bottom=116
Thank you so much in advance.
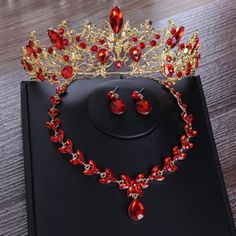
left=46, top=78, right=197, bottom=221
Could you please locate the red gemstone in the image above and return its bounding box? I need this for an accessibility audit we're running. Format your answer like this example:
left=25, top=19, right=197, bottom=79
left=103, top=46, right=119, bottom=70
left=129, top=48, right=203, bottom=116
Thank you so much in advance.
left=171, top=26, right=185, bottom=48
left=46, top=118, right=60, bottom=131
left=63, top=55, right=70, bottom=62
left=166, top=55, right=172, bottom=62
left=136, top=99, right=152, bottom=115
left=188, top=43, right=192, bottom=49
left=164, top=64, right=174, bottom=77
left=131, top=36, right=138, bottom=42
left=116, top=60, right=122, bottom=69
left=150, top=40, right=156, bottom=47
left=98, top=49, right=109, bottom=64
left=107, top=91, right=116, bottom=100
left=58, top=139, right=73, bottom=154
left=48, top=29, right=65, bottom=50
left=48, top=108, right=59, bottom=118
left=52, top=75, right=58, bottom=81
left=70, top=150, right=84, bottom=165
left=177, top=71, right=183, bottom=78
left=37, top=73, right=45, bottom=81
left=63, top=38, right=69, bottom=46
left=138, top=42, right=145, bottom=49
left=185, top=63, right=192, bottom=75
left=26, top=40, right=34, bottom=56
left=80, top=42, right=86, bottom=49
left=76, top=35, right=81, bottom=42
left=61, top=66, right=73, bottom=79
left=128, top=199, right=145, bottom=221
left=110, top=6, right=123, bottom=34
left=99, top=168, right=116, bottom=184
left=91, top=45, right=98, bottom=52
left=58, top=27, right=65, bottom=35
left=179, top=43, right=185, bottom=50
left=22, top=60, right=33, bottom=72
left=154, top=34, right=160, bottom=40
left=166, top=38, right=173, bottom=46
left=83, top=160, right=98, bottom=175
left=111, top=99, right=126, bottom=114
left=131, top=91, right=141, bottom=100
left=130, top=47, right=141, bottom=62
left=50, top=129, right=64, bottom=143
left=48, top=47, right=54, bottom=54
left=170, top=28, right=177, bottom=35
left=99, top=39, right=105, bottom=45
left=37, top=48, right=42, bottom=53
left=50, top=96, right=62, bottom=105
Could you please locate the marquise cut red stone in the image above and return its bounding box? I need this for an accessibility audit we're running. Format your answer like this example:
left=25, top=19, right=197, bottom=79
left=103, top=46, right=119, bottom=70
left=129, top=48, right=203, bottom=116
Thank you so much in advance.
left=110, top=6, right=123, bottom=34
left=128, top=199, right=145, bottom=221
left=130, top=47, right=141, bottom=62
left=48, top=29, right=65, bottom=50
left=98, top=49, right=109, bottom=64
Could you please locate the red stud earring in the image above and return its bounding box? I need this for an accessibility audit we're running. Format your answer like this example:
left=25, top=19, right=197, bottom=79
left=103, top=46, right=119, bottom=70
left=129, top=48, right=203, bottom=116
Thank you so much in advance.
left=107, top=86, right=126, bottom=115
left=131, top=88, right=152, bottom=115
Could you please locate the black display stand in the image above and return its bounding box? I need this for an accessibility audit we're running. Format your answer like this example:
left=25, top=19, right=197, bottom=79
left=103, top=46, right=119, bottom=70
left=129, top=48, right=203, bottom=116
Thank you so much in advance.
left=21, top=76, right=236, bottom=236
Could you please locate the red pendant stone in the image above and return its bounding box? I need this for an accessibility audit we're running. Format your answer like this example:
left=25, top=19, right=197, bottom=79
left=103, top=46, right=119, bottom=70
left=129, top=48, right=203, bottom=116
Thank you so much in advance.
left=130, top=47, right=141, bottom=62
left=110, top=6, right=123, bottom=34
left=128, top=199, right=145, bottom=221
left=61, top=66, right=73, bottom=79
left=164, top=64, right=174, bottom=77
left=111, top=99, right=126, bottom=115
left=98, top=49, right=109, bottom=64
left=48, top=29, right=65, bottom=50
left=136, top=99, right=152, bottom=115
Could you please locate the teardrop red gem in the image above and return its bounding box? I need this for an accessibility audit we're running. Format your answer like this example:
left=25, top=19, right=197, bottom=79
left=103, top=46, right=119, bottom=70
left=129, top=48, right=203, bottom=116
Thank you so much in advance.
left=130, top=47, right=141, bottom=62
left=136, top=99, right=152, bottom=115
left=111, top=99, right=126, bottom=115
left=98, top=49, right=109, bottom=64
left=48, top=29, right=65, bottom=50
left=164, top=64, right=174, bottom=77
left=110, top=6, right=123, bottom=34
left=128, top=199, right=145, bottom=221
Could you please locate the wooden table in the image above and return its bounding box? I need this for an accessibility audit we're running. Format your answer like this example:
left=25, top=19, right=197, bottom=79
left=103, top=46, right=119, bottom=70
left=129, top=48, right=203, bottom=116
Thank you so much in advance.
left=0, top=0, right=235, bottom=234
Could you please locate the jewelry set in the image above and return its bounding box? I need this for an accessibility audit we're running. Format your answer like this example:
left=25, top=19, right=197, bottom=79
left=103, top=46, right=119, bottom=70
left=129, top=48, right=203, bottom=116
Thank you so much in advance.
left=21, top=6, right=200, bottom=221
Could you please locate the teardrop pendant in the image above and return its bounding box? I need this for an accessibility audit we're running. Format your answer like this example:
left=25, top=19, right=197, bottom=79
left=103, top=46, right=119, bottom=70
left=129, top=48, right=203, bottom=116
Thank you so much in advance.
left=128, top=199, right=145, bottom=221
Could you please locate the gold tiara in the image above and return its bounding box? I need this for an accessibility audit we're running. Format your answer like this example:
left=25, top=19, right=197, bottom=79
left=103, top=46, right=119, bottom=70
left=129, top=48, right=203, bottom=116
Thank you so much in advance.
left=21, top=6, right=200, bottom=85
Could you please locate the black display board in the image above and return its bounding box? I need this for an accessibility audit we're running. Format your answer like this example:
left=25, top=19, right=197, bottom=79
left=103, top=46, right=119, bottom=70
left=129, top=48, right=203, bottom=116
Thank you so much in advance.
left=21, top=76, right=236, bottom=236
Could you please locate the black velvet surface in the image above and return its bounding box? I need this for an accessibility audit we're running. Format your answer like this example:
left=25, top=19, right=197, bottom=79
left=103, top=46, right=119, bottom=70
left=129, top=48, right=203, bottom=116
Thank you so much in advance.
left=21, top=76, right=236, bottom=236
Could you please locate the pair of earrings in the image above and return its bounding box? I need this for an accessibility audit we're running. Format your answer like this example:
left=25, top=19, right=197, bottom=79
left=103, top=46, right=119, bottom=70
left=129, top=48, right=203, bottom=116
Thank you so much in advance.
left=107, top=86, right=152, bottom=115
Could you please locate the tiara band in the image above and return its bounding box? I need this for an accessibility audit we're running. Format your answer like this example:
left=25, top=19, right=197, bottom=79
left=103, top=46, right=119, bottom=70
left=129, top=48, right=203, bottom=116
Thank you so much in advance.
left=21, top=6, right=200, bottom=85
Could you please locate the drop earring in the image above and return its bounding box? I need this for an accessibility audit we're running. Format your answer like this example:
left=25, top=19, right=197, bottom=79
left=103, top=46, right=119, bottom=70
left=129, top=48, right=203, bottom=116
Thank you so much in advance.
left=107, top=86, right=126, bottom=115
left=131, top=88, right=152, bottom=115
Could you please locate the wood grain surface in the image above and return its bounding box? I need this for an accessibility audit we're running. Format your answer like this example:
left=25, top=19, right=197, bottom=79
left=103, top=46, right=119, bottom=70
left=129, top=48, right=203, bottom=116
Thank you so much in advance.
left=0, top=0, right=235, bottom=235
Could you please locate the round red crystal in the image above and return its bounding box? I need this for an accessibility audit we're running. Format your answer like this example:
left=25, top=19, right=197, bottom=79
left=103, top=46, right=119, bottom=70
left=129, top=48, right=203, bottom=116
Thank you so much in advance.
left=116, top=60, right=122, bottom=69
left=128, top=199, right=145, bottom=221
left=150, top=40, right=156, bottom=47
left=80, top=42, right=86, bottom=49
left=136, top=99, right=152, bottom=115
left=138, top=42, right=145, bottom=49
left=111, top=99, right=126, bottom=115
left=91, top=45, right=98, bottom=52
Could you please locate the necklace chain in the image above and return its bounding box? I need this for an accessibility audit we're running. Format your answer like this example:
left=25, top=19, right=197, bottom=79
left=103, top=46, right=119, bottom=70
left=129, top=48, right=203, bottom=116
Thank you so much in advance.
left=46, top=79, right=198, bottom=220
